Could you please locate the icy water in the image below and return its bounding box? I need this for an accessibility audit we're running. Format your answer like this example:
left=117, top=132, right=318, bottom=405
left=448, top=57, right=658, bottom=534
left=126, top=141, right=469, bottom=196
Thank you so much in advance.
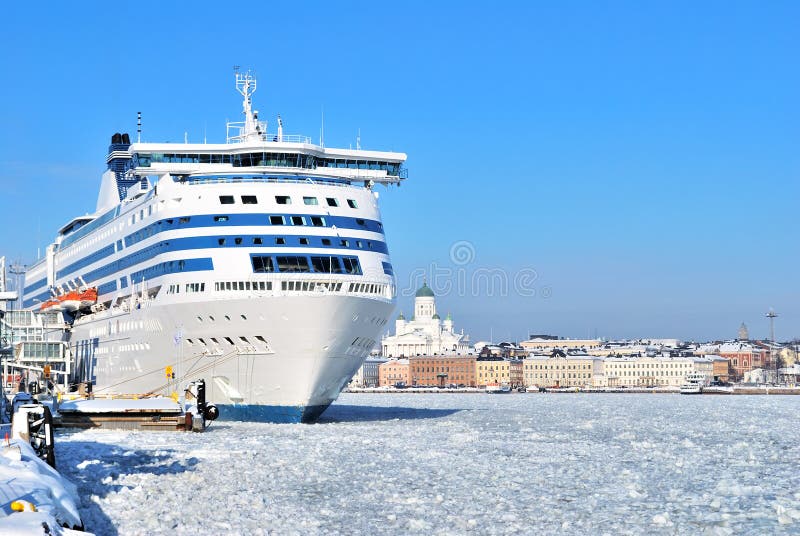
left=56, top=393, right=800, bottom=535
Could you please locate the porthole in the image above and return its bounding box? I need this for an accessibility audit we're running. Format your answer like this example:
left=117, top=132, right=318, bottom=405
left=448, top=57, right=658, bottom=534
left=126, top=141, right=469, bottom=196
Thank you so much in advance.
left=225, top=315, right=231, bottom=321
left=241, top=314, right=247, bottom=320
left=196, top=316, right=203, bottom=323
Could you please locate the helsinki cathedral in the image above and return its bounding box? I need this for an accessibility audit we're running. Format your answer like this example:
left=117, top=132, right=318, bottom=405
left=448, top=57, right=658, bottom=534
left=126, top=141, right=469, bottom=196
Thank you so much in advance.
left=381, top=283, right=471, bottom=357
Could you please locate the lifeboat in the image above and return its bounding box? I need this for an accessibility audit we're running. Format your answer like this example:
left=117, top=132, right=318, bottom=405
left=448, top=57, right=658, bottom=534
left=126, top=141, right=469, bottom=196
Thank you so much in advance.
left=79, top=287, right=98, bottom=309
left=57, top=290, right=82, bottom=312
left=39, top=299, right=63, bottom=312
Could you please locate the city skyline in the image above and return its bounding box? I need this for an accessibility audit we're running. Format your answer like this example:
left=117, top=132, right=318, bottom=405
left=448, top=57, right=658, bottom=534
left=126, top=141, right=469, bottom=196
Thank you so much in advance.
left=1, top=1, right=798, bottom=340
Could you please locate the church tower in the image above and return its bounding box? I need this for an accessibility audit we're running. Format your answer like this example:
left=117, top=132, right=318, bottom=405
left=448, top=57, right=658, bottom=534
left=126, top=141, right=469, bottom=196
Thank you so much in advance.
left=738, top=322, right=749, bottom=341
left=414, top=282, right=436, bottom=320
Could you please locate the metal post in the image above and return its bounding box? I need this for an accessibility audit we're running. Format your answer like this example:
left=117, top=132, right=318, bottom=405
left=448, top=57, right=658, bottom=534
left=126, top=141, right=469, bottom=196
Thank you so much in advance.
left=766, top=309, right=778, bottom=384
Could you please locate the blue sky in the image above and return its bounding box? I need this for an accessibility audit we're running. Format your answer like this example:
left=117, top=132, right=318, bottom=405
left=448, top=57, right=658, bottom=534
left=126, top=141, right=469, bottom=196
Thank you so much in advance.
left=1, top=1, right=798, bottom=341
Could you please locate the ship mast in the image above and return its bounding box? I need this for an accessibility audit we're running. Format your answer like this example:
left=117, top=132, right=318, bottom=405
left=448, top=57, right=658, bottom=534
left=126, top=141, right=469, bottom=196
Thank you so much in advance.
left=234, top=68, right=264, bottom=142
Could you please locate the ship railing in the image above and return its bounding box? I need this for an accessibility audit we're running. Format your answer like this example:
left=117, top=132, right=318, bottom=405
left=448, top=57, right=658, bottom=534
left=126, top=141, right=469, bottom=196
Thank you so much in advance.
left=178, top=173, right=403, bottom=187
left=225, top=123, right=313, bottom=145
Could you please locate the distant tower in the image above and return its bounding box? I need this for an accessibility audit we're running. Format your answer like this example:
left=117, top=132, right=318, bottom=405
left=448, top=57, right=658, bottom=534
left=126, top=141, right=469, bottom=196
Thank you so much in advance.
left=414, top=282, right=436, bottom=320
left=766, top=309, right=778, bottom=379
left=738, top=322, right=749, bottom=341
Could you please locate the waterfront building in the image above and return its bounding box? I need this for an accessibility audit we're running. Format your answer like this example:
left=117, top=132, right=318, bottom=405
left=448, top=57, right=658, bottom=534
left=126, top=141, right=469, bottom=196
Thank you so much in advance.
left=378, top=358, right=409, bottom=387
left=522, top=354, right=604, bottom=388
left=509, top=359, right=524, bottom=389
left=601, top=356, right=713, bottom=388
left=715, top=342, right=769, bottom=381
left=350, top=356, right=387, bottom=388
left=708, top=355, right=732, bottom=382
left=381, top=283, right=470, bottom=357
left=778, top=363, right=800, bottom=384
left=475, top=357, right=510, bottom=387
left=409, top=355, right=476, bottom=387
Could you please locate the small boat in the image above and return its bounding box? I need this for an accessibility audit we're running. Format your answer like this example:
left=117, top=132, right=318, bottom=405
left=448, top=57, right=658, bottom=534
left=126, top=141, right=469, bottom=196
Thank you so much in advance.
left=57, top=290, right=82, bottom=312
left=39, top=298, right=63, bottom=312
left=485, top=383, right=512, bottom=394
left=78, top=287, right=98, bottom=308
left=680, top=372, right=708, bottom=394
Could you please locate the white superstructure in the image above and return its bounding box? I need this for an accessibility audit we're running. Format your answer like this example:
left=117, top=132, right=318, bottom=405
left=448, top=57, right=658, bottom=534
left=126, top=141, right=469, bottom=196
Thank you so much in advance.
left=21, top=71, right=406, bottom=422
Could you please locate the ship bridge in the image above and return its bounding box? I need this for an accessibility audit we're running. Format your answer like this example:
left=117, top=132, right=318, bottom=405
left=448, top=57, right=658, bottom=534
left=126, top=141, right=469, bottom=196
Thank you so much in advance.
left=106, top=70, right=407, bottom=186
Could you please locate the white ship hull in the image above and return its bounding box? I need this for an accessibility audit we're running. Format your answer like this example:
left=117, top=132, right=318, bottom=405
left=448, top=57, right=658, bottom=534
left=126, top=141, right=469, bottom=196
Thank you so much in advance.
left=70, top=293, right=393, bottom=422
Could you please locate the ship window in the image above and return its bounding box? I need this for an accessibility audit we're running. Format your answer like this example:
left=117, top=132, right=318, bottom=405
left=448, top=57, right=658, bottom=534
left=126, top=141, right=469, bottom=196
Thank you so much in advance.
left=253, top=237, right=262, bottom=245
left=311, top=256, right=343, bottom=274
left=275, top=195, right=291, bottom=205
left=347, top=199, right=358, bottom=208
left=321, top=238, right=332, bottom=246
left=269, top=215, right=284, bottom=225
left=299, top=237, right=309, bottom=245
left=219, top=195, right=235, bottom=204
left=214, top=216, right=229, bottom=222
left=326, top=198, right=339, bottom=207
left=342, top=256, right=362, bottom=275
left=303, top=196, right=318, bottom=205
left=224, top=337, right=234, bottom=345
left=276, top=256, right=310, bottom=273
left=218, top=238, right=225, bottom=246
left=241, top=195, right=258, bottom=204
left=275, top=237, right=285, bottom=245
left=356, top=241, right=363, bottom=248
left=235, top=237, right=243, bottom=245
left=310, top=216, right=325, bottom=227
left=251, top=256, right=275, bottom=273
left=340, top=239, right=349, bottom=247
left=356, top=219, right=365, bottom=226
left=291, top=216, right=305, bottom=226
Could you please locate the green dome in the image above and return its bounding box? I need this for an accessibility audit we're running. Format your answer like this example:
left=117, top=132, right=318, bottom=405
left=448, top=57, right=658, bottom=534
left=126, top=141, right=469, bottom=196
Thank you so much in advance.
left=397, top=312, right=405, bottom=320
left=432, top=313, right=441, bottom=320
left=445, top=312, right=452, bottom=321
left=416, top=283, right=435, bottom=298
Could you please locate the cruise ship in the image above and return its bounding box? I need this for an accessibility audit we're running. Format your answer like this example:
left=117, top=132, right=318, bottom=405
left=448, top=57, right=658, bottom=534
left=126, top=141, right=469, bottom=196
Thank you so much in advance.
left=21, top=71, right=406, bottom=422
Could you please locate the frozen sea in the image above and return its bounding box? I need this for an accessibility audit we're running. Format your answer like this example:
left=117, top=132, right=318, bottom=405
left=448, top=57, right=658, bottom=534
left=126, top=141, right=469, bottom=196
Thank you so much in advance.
left=55, top=393, right=800, bottom=535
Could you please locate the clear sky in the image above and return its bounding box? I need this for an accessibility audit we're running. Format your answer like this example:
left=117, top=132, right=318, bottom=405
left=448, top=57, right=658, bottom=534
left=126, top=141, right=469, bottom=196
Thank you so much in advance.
left=1, top=1, right=798, bottom=342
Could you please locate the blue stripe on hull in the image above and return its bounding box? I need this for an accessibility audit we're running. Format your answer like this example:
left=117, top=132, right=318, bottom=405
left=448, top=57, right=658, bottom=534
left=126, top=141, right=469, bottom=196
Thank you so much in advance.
left=217, top=403, right=332, bottom=424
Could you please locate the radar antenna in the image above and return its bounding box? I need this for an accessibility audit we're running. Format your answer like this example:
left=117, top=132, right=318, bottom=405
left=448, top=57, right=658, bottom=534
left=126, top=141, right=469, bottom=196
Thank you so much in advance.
left=235, top=70, right=264, bottom=142
left=226, top=68, right=267, bottom=143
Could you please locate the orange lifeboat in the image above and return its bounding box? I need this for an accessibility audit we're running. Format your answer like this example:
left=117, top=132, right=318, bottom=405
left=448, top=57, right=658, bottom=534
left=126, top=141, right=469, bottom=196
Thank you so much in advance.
left=39, top=299, right=63, bottom=312
left=79, top=287, right=98, bottom=309
left=58, top=290, right=82, bottom=312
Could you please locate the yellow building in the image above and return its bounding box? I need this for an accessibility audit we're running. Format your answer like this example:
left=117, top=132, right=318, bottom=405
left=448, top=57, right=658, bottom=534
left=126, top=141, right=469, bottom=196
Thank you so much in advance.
left=600, top=356, right=713, bottom=387
left=475, top=358, right=510, bottom=387
left=522, top=355, right=603, bottom=388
